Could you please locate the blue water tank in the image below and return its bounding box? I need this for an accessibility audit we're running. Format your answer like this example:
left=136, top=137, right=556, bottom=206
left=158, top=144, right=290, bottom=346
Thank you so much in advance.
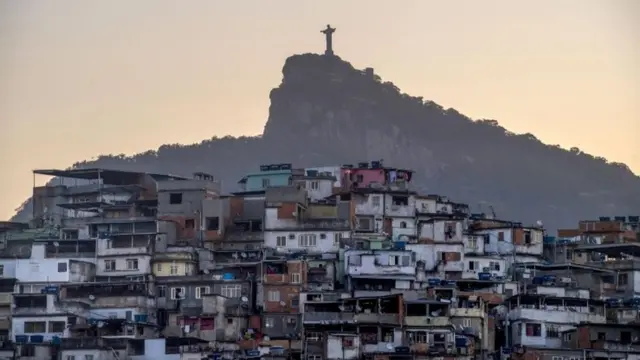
left=30, top=335, right=44, bottom=343
left=15, top=335, right=28, bottom=343
left=222, top=273, right=235, bottom=280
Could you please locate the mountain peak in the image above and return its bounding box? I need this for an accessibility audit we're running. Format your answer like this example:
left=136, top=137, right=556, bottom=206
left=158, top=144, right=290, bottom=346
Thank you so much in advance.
left=11, top=53, right=640, bottom=230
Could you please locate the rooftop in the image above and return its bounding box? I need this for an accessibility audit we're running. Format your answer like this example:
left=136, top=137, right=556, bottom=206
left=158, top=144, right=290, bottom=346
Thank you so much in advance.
left=33, top=168, right=187, bottom=185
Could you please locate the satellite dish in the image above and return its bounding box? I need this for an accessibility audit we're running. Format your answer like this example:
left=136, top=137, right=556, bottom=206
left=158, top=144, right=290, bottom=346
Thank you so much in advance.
left=241, top=296, right=248, bottom=303
left=88, top=294, right=95, bottom=301
left=241, top=252, right=247, bottom=258
left=386, top=343, right=393, bottom=350
left=279, top=301, right=286, bottom=306
left=203, top=269, right=209, bottom=274
left=264, top=336, right=270, bottom=342
left=536, top=220, right=543, bottom=227
left=97, top=321, right=105, bottom=328
left=53, top=242, right=59, bottom=247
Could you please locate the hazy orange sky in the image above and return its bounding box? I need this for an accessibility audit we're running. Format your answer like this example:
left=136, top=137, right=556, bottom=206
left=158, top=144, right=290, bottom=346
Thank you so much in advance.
left=1, top=0, right=638, bottom=220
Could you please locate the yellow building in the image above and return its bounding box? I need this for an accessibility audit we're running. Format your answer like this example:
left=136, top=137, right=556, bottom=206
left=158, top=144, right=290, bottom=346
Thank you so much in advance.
left=152, top=248, right=198, bottom=277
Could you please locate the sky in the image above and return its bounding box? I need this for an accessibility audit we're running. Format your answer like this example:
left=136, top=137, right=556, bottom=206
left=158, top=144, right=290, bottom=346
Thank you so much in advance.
left=0, top=0, right=638, bottom=221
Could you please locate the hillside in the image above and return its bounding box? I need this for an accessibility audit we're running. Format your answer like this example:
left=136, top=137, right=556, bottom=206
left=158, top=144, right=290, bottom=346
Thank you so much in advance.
left=12, top=53, right=640, bottom=230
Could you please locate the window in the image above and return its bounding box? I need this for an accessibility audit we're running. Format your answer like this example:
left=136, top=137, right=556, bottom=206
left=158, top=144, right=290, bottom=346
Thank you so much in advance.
left=546, top=324, right=560, bottom=338
left=524, top=231, right=532, bottom=244
left=400, top=221, right=407, bottom=228
left=157, top=286, right=167, bottom=297
left=169, top=193, right=183, bottom=204
left=320, top=233, right=326, bottom=239
left=462, top=319, right=471, bottom=327
left=291, top=273, right=301, bottom=284
left=170, top=264, right=178, bottom=275
left=58, top=262, right=68, bottom=273
left=0, top=265, right=4, bottom=276
left=490, top=261, right=501, bottom=271
left=185, top=219, right=195, bottom=229
left=356, top=174, right=364, bottom=182
left=333, top=233, right=343, bottom=246
left=126, top=259, right=139, bottom=270
left=391, top=195, right=408, bottom=206
left=24, top=321, right=46, bottom=333
left=21, top=345, right=35, bottom=357
left=206, top=217, right=220, bottom=231
left=525, top=323, right=542, bottom=337
left=104, top=260, right=116, bottom=272
left=268, top=290, right=281, bottom=302
left=276, top=236, right=287, bottom=247
left=621, top=331, right=632, bottom=344
left=299, top=234, right=317, bottom=247
left=195, top=286, right=210, bottom=299
left=221, top=284, right=241, bottom=298
left=371, top=196, right=381, bottom=207
left=619, top=273, right=629, bottom=286
left=265, top=317, right=275, bottom=328
left=468, top=261, right=476, bottom=271
left=483, top=234, right=490, bottom=244
left=170, top=287, right=185, bottom=300
left=48, top=321, right=66, bottom=333
left=66, top=356, right=75, bottom=360
left=310, top=181, right=319, bottom=190
left=85, top=356, right=94, bottom=360
left=288, top=233, right=295, bottom=239
left=227, top=318, right=233, bottom=324
left=262, top=178, right=270, bottom=188
left=468, top=238, right=477, bottom=249
left=498, top=232, right=505, bottom=241
left=156, top=264, right=162, bottom=272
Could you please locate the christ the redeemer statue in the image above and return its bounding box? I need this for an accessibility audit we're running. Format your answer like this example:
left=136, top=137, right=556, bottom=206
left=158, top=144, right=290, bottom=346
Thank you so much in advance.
left=321, top=24, right=336, bottom=56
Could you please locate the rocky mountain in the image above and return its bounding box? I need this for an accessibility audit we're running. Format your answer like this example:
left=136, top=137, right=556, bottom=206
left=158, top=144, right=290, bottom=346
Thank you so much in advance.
left=12, top=53, right=640, bottom=230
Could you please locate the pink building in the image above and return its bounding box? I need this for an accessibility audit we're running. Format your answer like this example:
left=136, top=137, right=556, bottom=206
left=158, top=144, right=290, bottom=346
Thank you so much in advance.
left=340, top=161, right=413, bottom=190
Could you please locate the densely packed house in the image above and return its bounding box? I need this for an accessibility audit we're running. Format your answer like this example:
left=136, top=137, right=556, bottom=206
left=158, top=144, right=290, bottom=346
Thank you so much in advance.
left=0, top=163, right=638, bottom=360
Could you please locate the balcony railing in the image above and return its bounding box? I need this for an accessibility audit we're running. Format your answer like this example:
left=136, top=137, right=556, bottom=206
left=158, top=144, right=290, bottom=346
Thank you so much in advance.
left=97, top=246, right=149, bottom=256
left=404, top=316, right=451, bottom=327
left=0, top=293, right=11, bottom=306
left=449, top=308, right=484, bottom=318
left=263, top=274, right=288, bottom=284
left=303, top=312, right=355, bottom=323
left=355, top=313, right=399, bottom=324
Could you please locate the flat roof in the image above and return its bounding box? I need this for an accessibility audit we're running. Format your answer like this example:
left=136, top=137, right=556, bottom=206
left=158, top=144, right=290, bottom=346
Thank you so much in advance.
left=33, top=168, right=187, bottom=185
left=573, top=243, right=640, bottom=257
left=514, top=262, right=614, bottom=274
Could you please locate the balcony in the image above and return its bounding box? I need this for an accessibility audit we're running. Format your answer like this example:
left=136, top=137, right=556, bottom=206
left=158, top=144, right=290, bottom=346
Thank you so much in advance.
left=354, top=313, right=399, bottom=325
left=263, top=273, right=289, bottom=284
left=405, top=316, right=451, bottom=327
left=288, top=219, right=351, bottom=231
left=385, top=204, right=414, bottom=218
left=98, top=246, right=149, bottom=256
left=592, top=340, right=640, bottom=352
left=225, top=231, right=263, bottom=243
left=303, top=312, right=355, bottom=324
left=362, top=342, right=401, bottom=353
left=0, top=294, right=11, bottom=306
left=508, top=308, right=605, bottom=324
left=450, top=308, right=484, bottom=318
left=59, top=337, right=127, bottom=350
